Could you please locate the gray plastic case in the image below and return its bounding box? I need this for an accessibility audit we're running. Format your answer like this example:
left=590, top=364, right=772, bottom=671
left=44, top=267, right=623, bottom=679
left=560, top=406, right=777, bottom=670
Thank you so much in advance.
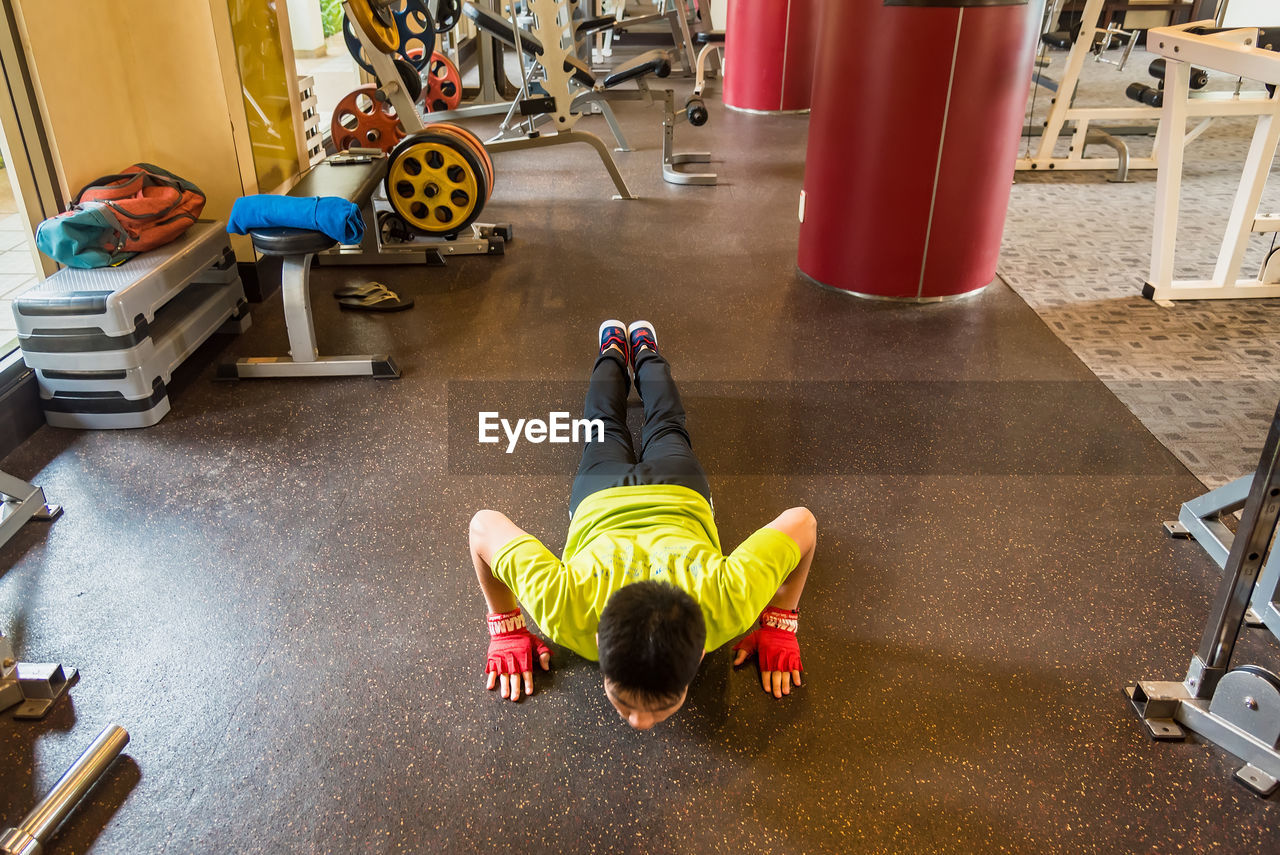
left=13, top=220, right=233, bottom=337
left=38, top=283, right=249, bottom=429
left=22, top=277, right=245, bottom=373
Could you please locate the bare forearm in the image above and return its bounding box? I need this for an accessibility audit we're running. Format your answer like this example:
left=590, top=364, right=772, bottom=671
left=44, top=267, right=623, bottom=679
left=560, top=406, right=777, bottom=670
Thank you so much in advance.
left=765, top=507, right=816, bottom=612
left=472, top=541, right=519, bottom=613
left=769, top=538, right=813, bottom=611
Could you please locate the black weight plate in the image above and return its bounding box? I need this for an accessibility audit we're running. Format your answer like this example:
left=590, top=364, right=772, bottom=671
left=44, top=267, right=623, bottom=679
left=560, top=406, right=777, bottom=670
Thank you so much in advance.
left=394, top=0, right=435, bottom=70
left=430, top=0, right=461, bottom=33
left=369, top=0, right=395, bottom=27
left=346, top=5, right=434, bottom=74
left=343, top=14, right=376, bottom=75
left=395, top=57, right=423, bottom=101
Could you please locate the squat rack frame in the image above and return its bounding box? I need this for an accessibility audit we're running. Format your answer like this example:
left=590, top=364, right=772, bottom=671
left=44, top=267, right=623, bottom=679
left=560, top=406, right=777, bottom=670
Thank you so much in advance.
left=1129, top=397, right=1280, bottom=797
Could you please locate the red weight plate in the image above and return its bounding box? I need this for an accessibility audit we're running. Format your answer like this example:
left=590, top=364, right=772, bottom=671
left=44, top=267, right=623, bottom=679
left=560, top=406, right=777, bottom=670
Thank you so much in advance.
left=421, top=52, right=463, bottom=113
left=331, top=84, right=406, bottom=153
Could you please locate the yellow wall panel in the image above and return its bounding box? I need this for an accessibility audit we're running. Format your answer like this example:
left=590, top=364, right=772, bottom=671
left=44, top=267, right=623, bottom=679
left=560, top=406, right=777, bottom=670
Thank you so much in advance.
left=14, top=0, right=302, bottom=257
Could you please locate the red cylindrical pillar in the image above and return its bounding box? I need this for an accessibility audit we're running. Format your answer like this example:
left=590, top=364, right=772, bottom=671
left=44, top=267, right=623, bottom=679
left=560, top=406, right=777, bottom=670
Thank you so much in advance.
left=797, top=1, right=1040, bottom=300
left=723, top=0, right=820, bottom=113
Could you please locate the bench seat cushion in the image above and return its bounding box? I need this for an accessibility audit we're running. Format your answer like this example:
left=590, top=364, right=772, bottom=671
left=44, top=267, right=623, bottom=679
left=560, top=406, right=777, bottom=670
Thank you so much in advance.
left=248, top=226, right=338, bottom=256
left=288, top=158, right=385, bottom=206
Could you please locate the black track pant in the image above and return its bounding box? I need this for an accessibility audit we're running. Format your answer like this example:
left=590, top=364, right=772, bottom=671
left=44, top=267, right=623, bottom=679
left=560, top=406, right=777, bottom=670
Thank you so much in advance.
left=568, top=348, right=711, bottom=515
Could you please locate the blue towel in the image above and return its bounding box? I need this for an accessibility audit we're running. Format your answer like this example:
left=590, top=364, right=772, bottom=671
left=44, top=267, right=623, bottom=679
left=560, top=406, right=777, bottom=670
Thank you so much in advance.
left=227, top=195, right=364, bottom=245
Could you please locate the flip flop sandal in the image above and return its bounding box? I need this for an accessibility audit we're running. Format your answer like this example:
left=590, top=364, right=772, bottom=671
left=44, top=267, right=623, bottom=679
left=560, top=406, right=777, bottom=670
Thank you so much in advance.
left=333, top=281, right=390, bottom=299
left=337, top=290, right=415, bottom=312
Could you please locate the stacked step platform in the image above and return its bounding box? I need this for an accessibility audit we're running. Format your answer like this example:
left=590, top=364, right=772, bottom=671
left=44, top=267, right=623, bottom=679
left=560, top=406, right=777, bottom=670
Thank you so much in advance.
left=13, top=221, right=250, bottom=429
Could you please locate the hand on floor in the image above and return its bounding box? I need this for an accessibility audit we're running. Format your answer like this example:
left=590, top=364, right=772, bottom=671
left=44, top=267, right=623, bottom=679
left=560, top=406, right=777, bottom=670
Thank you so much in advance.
left=485, top=609, right=552, bottom=702
left=732, top=607, right=803, bottom=699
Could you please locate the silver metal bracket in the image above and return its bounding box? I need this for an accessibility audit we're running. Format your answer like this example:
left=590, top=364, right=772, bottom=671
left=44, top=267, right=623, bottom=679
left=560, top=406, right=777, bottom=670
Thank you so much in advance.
left=1236, top=763, right=1280, bottom=796
left=1126, top=681, right=1189, bottom=740
left=1, top=634, right=77, bottom=720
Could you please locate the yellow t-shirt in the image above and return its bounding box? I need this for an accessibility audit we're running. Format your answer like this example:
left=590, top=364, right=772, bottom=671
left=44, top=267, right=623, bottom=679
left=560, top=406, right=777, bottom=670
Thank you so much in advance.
left=492, top=484, right=801, bottom=660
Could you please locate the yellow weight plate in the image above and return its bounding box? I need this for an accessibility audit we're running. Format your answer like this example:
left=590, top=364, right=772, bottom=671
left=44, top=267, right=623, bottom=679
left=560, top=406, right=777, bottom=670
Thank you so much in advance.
left=349, top=0, right=400, bottom=54
left=387, top=137, right=482, bottom=235
left=428, top=123, right=494, bottom=201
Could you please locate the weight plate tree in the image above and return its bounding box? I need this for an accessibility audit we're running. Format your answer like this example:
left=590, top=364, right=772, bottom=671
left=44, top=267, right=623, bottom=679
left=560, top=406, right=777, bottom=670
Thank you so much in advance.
left=344, top=0, right=435, bottom=74
left=347, top=0, right=400, bottom=54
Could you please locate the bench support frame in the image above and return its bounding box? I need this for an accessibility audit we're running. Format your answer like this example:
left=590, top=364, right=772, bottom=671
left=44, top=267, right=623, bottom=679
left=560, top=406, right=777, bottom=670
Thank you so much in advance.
left=220, top=253, right=400, bottom=380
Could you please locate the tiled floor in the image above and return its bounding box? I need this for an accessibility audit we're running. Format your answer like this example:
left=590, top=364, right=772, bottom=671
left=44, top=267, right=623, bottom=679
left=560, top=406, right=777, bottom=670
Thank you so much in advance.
left=1002, top=44, right=1280, bottom=489
left=0, top=170, right=40, bottom=352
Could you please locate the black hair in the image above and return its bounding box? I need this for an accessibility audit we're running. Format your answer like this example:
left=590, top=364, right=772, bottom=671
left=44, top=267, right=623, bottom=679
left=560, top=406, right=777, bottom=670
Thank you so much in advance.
left=597, top=580, right=706, bottom=705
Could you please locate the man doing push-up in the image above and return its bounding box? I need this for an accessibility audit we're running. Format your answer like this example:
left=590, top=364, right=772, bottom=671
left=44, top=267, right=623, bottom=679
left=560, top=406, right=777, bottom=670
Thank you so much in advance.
left=468, top=321, right=816, bottom=729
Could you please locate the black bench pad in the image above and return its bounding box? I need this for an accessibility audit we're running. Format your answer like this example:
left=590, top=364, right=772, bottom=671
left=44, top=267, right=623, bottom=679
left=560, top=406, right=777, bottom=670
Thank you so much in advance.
left=465, top=3, right=546, bottom=55
left=248, top=227, right=338, bottom=257
left=248, top=158, right=385, bottom=256
left=694, top=32, right=725, bottom=45
left=604, top=58, right=670, bottom=88
left=288, top=158, right=385, bottom=207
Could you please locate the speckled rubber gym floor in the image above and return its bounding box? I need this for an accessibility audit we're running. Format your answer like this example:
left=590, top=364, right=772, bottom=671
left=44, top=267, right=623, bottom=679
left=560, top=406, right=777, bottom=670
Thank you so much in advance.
left=2, top=50, right=1278, bottom=855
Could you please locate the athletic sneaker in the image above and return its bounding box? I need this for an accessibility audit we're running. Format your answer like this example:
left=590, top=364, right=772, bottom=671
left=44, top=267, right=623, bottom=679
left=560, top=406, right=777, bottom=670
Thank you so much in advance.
left=599, top=319, right=629, bottom=362
left=627, top=321, right=657, bottom=370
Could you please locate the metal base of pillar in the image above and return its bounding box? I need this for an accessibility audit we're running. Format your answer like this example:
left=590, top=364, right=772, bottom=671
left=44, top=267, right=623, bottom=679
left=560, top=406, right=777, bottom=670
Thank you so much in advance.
left=800, top=271, right=991, bottom=304
left=724, top=104, right=809, bottom=116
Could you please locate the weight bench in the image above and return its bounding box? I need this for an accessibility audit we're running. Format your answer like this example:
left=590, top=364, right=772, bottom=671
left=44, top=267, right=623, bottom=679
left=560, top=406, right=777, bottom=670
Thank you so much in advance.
left=586, top=0, right=698, bottom=75
left=219, top=157, right=400, bottom=381
left=464, top=1, right=715, bottom=195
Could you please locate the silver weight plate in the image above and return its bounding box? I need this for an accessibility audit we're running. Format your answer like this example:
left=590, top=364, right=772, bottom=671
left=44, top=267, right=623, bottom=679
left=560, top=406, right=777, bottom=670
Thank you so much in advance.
left=1209, top=666, right=1280, bottom=748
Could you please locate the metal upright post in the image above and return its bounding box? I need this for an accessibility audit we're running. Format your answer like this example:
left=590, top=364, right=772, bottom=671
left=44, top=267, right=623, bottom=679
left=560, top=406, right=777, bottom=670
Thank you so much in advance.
left=1186, top=398, right=1280, bottom=698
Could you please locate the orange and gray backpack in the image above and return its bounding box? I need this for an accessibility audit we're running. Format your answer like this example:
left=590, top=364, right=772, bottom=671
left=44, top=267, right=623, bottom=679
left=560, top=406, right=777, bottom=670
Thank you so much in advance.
left=35, top=163, right=206, bottom=268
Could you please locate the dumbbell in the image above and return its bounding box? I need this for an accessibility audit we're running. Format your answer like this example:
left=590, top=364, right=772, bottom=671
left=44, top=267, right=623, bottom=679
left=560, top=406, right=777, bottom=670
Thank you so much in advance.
left=1126, top=82, right=1163, bottom=108
left=1148, top=58, right=1210, bottom=90
left=1040, top=21, right=1082, bottom=49
left=685, top=97, right=708, bottom=127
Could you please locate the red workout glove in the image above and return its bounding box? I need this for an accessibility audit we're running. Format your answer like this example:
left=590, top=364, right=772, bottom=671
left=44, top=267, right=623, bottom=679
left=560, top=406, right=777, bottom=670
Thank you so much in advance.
left=485, top=609, right=551, bottom=675
left=732, top=606, right=803, bottom=673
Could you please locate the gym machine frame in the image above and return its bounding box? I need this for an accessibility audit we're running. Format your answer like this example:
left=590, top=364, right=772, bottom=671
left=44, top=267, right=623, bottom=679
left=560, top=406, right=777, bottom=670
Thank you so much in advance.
left=1019, top=0, right=1270, bottom=179
left=0, top=473, right=65, bottom=720
left=1143, top=20, right=1280, bottom=301
left=1, top=481, right=126, bottom=855
left=325, top=0, right=509, bottom=265
left=430, top=0, right=526, bottom=121
left=465, top=0, right=715, bottom=198
left=1128, top=396, right=1280, bottom=797
left=590, top=0, right=699, bottom=78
